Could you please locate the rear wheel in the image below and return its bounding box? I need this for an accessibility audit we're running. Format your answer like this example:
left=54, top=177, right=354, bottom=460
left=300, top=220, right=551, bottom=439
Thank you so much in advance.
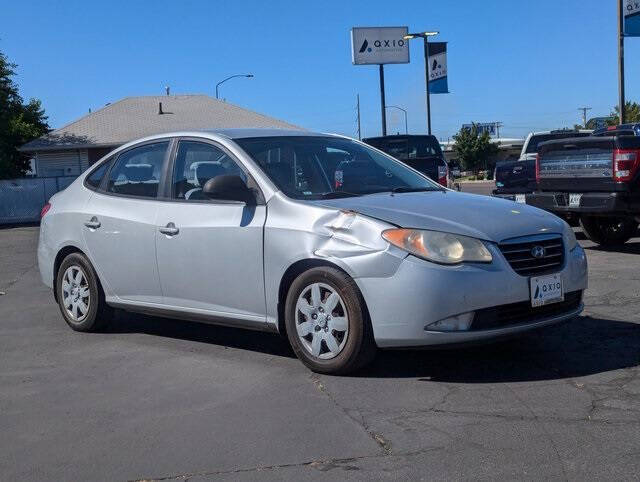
left=579, top=215, right=638, bottom=247
left=56, top=252, right=113, bottom=332
left=285, top=267, right=376, bottom=375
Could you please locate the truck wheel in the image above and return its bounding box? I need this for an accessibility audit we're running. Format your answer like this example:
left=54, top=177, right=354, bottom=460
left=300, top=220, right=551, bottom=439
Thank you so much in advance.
left=579, top=215, right=638, bottom=247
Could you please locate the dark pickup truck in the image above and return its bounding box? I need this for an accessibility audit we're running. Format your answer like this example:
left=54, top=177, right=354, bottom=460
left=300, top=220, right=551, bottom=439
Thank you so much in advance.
left=493, top=130, right=591, bottom=203
left=527, top=124, right=640, bottom=246
left=363, top=135, right=449, bottom=187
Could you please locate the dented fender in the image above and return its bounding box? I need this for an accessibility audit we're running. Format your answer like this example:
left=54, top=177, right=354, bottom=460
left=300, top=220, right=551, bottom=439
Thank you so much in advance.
left=263, top=193, right=406, bottom=326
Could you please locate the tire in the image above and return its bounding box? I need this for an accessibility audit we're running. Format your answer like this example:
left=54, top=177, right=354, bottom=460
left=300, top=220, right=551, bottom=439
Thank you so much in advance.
left=284, top=267, right=376, bottom=375
left=579, top=215, right=638, bottom=247
left=56, top=252, right=113, bottom=332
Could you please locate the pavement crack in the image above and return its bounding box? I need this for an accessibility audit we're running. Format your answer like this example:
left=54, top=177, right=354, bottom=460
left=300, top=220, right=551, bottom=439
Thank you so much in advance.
left=310, top=374, right=392, bottom=455
left=0, top=262, right=37, bottom=292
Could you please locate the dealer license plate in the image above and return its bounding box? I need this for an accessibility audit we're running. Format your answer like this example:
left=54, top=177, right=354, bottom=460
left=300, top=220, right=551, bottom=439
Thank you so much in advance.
left=515, top=194, right=526, bottom=204
left=569, top=193, right=582, bottom=207
left=530, top=274, right=564, bottom=307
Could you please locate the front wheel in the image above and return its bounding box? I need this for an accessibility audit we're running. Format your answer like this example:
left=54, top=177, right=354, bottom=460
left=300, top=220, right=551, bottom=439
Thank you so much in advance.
left=579, top=215, right=638, bottom=247
left=284, top=267, right=376, bottom=375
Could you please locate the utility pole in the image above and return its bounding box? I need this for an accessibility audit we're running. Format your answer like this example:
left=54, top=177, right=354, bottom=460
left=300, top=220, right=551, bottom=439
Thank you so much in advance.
left=578, top=107, right=592, bottom=128
left=618, top=0, right=625, bottom=124
left=356, top=94, right=361, bottom=140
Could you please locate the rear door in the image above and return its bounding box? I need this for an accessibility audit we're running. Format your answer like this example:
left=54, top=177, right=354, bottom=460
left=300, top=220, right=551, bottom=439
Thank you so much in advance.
left=83, top=140, right=170, bottom=303
left=155, top=139, right=267, bottom=322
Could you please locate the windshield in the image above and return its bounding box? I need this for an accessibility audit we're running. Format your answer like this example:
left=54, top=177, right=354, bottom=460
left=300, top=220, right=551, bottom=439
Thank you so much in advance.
left=365, top=136, right=442, bottom=159
left=525, top=132, right=591, bottom=154
left=235, top=136, right=442, bottom=200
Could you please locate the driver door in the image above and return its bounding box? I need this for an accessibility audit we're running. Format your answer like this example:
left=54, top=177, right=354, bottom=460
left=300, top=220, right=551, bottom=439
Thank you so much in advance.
left=155, top=139, right=267, bottom=323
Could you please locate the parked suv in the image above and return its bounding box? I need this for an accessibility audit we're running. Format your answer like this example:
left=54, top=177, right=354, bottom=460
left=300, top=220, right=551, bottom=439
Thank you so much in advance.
left=493, top=129, right=592, bottom=203
left=363, top=135, right=449, bottom=187
left=38, top=129, right=587, bottom=374
left=528, top=124, right=640, bottom=246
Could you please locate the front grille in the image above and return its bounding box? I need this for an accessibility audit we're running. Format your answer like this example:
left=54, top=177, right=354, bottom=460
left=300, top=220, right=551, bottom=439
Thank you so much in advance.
left=499, top=236, right=564, bottom=276
left=471, top=291, right=582, bottom=331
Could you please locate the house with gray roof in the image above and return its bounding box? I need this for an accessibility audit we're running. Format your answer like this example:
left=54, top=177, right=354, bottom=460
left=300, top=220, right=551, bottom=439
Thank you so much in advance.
left=20, top=94, right=301, bottom=177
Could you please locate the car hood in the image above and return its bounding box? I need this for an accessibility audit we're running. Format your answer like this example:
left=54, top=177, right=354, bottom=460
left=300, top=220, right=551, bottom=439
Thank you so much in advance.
left=314, top=190, right=564, bottom=243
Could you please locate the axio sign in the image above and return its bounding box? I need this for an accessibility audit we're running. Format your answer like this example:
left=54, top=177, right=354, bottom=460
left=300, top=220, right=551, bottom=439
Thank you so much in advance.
left=625, top=0, right=640, bottom=36
left=351, top=27, right=409, bottom=65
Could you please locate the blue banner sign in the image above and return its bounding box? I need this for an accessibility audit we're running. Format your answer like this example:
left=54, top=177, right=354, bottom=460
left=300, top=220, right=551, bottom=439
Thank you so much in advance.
left=625, top=0, right=640, bottom=36
left=428, top=42, right=449, bottom=94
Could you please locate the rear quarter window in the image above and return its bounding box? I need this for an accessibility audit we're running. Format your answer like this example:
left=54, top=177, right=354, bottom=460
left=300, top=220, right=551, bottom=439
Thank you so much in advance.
left=84, top=159, right=112, bottom=190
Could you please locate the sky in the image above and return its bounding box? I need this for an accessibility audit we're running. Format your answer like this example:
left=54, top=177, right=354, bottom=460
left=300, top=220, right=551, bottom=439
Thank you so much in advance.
left=3, top=0, right=639, bottom=141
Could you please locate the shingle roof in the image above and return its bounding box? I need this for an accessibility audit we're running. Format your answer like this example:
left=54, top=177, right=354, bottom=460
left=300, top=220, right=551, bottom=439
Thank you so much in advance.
left=20, top=95, right=302, bottom=151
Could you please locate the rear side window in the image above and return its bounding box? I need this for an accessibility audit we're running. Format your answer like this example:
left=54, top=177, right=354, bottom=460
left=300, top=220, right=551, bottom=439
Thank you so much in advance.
left=85, top=160, right=111, bottom=190
left=106, top=142, right=169, bottom=197
left=525, top=133, right=591, bottom=153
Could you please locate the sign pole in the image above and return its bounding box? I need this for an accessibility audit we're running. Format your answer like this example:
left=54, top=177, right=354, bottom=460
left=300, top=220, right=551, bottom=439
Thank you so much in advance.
left=618, top=0, right=625, bottom=124
left=379, top=64, right=387, bottom=136
left=424, top=37, right=432, bottom=135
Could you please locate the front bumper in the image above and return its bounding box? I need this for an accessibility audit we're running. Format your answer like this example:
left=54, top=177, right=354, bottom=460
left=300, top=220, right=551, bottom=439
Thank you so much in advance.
left=527, top=191, right=640, bottom=215
left=356, top=242, right=588, bottom=348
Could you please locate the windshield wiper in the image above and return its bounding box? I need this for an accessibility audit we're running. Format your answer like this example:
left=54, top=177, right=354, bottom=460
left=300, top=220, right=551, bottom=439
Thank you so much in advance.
left=388, top=186, right=442, bottom=194
left=318, top=191, right=362, bottom=199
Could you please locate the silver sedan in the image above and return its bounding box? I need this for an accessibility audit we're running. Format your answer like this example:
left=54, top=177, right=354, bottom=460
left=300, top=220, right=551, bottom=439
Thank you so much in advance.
left=38, top=129, right=588, bottom=374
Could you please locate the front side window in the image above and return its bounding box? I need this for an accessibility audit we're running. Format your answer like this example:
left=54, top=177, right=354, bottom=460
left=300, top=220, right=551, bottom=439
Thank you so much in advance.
left=106, top=142, right=169, bottom=197
left=172, top=141, right=247, bottom=200
left=236, top=136, right=441, bottom=200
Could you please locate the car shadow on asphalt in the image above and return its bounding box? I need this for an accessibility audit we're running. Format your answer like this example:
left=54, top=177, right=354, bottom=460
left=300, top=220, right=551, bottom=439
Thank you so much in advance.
left=103, top=312, right=639, bottom=383
left=358, top=315, right=640, bottom=382
left=103, top=311, right=296, bottom=358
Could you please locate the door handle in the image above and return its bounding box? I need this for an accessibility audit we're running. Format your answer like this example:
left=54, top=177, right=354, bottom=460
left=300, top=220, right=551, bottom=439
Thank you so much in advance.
left=159, top=222, right=179, bottom=236
left=84, top=216, right=101, bottom=229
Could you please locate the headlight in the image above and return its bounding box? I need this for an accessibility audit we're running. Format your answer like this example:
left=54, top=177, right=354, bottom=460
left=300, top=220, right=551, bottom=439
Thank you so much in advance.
left=382, top=229, right=493, bottom=264
left=564, top=223, right=578, bottom=251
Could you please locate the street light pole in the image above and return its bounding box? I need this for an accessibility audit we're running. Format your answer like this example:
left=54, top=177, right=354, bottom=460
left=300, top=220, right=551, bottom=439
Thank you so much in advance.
left=423, top=36, right=432, bottom=135
left=385, top=105, right=408, bottom=134
left=215, top=74, right=254, bottom=99
left=404, top=31, right=439, bottom=136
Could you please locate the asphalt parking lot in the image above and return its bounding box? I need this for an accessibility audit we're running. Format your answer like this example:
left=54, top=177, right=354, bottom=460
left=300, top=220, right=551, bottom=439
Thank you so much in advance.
left=1, top=224, right=639, bottom=481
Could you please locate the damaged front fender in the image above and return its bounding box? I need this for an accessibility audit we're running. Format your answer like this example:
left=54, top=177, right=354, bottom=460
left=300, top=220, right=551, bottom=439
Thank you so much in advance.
left=263, top=194, right=407, bottom=326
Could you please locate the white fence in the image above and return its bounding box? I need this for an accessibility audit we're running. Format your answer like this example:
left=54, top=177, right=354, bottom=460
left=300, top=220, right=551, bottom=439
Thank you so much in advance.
left=0, top=176, right=77, bottom=224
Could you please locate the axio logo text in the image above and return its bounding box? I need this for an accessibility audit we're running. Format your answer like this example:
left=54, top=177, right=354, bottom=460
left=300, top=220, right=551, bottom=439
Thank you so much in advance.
left=359, top=38, right=405, bottom=54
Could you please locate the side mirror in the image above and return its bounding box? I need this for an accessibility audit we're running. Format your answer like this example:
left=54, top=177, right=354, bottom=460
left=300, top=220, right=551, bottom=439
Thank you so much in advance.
left=202, top=175, right=254, bottom=203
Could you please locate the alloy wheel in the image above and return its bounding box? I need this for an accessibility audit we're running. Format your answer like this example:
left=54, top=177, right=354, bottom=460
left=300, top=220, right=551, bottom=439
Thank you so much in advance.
left=61, top=265, right=91, bottom=322
left=295, top=282, right=349, bottom=360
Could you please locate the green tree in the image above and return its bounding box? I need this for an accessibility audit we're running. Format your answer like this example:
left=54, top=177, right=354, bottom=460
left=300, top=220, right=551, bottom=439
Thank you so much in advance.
left=0, top=50, right=49, bottom=179
left=606, top=101, right=640, bottom=125
left=452, top=124, right=499, bottom=179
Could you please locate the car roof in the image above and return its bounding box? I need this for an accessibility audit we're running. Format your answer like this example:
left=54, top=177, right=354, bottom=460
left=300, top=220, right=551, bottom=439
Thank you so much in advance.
left=202, top=128, right=331, bottom=139
left=110, top=128, right=348, bottom=155
left=363, top=134, right=437, bottom=141
left=529, top=129, right=592, bottom=136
